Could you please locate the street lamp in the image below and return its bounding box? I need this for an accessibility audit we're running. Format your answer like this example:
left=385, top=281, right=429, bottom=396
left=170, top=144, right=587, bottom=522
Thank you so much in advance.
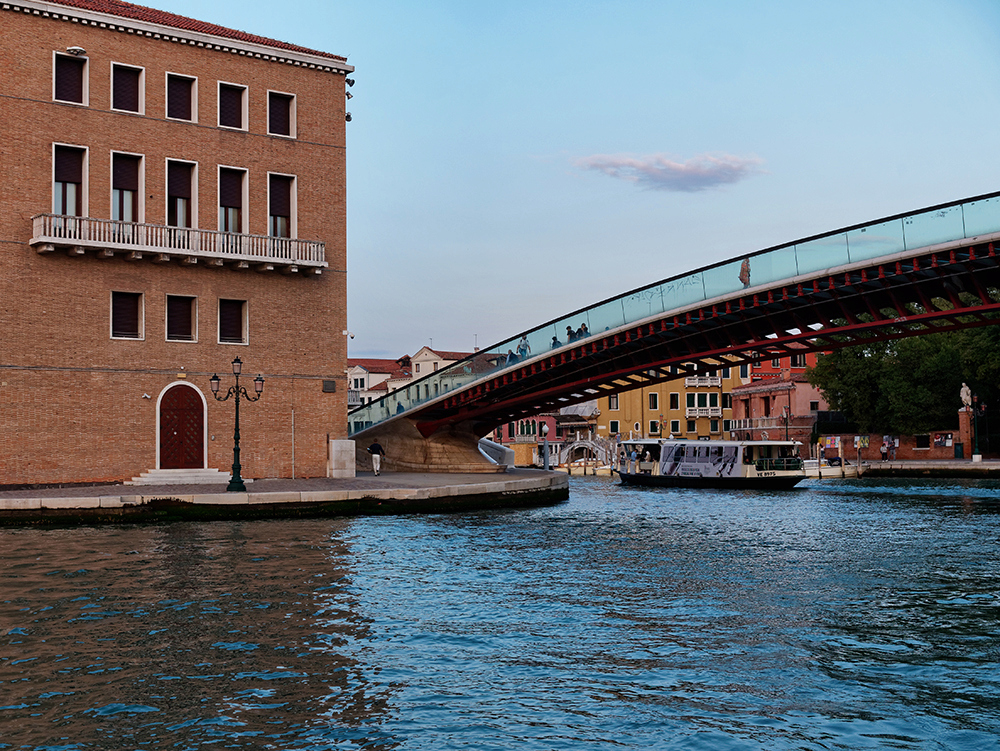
left=541, top=422, right=550, bottom=470
left=210, top=357, right=264, bottom=492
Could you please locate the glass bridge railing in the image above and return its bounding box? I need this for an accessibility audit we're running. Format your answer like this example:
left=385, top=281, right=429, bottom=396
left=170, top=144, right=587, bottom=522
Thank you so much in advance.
left=348, top=190, right=1000, bottom=435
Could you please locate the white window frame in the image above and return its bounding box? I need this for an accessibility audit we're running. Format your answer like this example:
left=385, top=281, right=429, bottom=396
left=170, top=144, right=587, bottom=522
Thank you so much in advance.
left=165, top=71, right=198, bottom=122
left=110, top=150, right=145, bottom=224
left=165, top=158, right=199, bottom=228
left=52, top=142, right=89, bottom=217
left=266, top=89, right=297, bottom=138
left=670, top=420, right=680, bottom=435
left=217, top=81, right=248, bottom=131
left=52, top=51, right=89, bottom=106
left=609, top=420, right=619, bottom=434
left=110, top=61, right=145, bottom=114
left=266, top=171, right=297, bottom=238
left=110, top=290, right=144, bottom=341
left=608, top=394, right=619, bottom=411
left=165, top=294, right=198, bottom=343
left=648, top=392, right=658, bottom=411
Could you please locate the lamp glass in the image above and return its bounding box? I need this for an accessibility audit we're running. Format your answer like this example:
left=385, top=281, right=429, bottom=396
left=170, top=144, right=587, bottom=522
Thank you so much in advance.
left=254, top=374, right=264, bottom=394
left=231, top=357, right=242, bottom=376
left=210, top=374, right=220, bottom=394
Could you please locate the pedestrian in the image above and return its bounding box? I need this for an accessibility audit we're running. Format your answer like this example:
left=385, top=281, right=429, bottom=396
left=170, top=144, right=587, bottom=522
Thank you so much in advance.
left=551, top=336, right=561, bottom=349
left=566, top=325, right=576, bottom=343
left=629, top=448, right=638, bottom=474
left=880, top=443, right=888, bottom=462
left=505, top=349, right=518, bottom=365
left=517, top=335, right=531, bottom=360
left=367, top=439, right=386, bottom=476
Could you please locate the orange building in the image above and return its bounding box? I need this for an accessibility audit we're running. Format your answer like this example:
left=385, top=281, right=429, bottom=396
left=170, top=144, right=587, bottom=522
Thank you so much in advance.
left=0, top=0, right=353, bottom=485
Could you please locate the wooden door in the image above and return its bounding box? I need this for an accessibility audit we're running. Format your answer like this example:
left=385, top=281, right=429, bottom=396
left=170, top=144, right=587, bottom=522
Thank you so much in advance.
left=160, top=385, right=204, bottom=469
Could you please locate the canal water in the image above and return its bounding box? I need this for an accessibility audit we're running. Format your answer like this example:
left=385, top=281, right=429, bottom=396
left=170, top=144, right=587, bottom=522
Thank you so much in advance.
left=2, top=476, right=1000, bottom=750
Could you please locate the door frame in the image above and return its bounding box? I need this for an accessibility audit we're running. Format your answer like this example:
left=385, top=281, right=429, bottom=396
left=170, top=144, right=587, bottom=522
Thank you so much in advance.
left=156, top=381, right=209, bottom=469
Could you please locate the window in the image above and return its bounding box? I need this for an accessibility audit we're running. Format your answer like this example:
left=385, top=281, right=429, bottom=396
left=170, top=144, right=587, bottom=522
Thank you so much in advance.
left=697, top=392, right=708, bottom=408
left=508, top=422, right=514, bottom=439
left=723, top=419, right=732, bottom=432
left=218, top=299, right=246, bottom=344
left=771, top=358, right=781, bottom=368
left=670, top=420, right=680, bottom=434
left=669, top=393, right=679, bottom=410
left=633, top=422, right=641, bottom=432
left=762, top=397, right=771, bottom=417
left=54, top=145, right=85, bottom=216
left=740, top=364, right=749, bottom=378
left=710, top=419, right=720, bottom=433
left=112, top=153, right=141, bottom=222
left=167, top=160, right=194, bottom=227
left=722, top=392, right=732, bottom=409
left=166, top=295, right=196, bottom=341
left=415, top=363, right=420, bottom=374
left=609, top=420, right=619, bottom=434
left=166, top=73, right=195, bottom=120
left=111, top=291, right=142, bottom=339
left=809, top=401, right=820, bottom=411
left=915, top=434, right=931, bottom=449
left=709, top=393, right=719, bottom=408
left=268, top=174, right=293, bottom=237
left=268, top=91, right=295, bottom=136
left=686, top=420, right=696, bottom=433
left=608, top=394, right=619, bottom=411
left=721, top=367, right=731, bottom=378
left=686, top=393, right=695, bottom=408
left=649, top=420, right=660, bottom=434
left=54, top=53, right=86, bottom=104
left=218, top=167, right=245, bottom=232
left=218, top=83, right=246, bottom=129
left=112, top=63, right=143, bottom=113
left=791, top=353, right=807, bottom=368
left=648, top=393, right=658, bottom=410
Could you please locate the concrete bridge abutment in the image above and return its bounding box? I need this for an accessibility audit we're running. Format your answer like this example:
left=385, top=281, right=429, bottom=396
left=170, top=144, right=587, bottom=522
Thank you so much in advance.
left=355, top=418, right=507, bottom=474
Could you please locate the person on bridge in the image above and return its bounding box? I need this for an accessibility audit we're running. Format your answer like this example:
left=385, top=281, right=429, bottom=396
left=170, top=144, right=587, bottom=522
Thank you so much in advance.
left=367, top=440, right=386, bottom=476
left=566, top=325, right=576, bottom=342
left=551, top=336, right=561, bottom=349
left=517, top=335, right=531, bottom=360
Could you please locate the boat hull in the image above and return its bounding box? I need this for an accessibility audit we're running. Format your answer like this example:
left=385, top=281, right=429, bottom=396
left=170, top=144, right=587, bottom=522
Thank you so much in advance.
left=617, top=470, right=804, bottom=490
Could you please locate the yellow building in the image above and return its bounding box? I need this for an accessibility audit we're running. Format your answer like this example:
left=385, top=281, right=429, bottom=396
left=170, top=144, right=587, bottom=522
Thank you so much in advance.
left=595, top=363, right=743, bottom=442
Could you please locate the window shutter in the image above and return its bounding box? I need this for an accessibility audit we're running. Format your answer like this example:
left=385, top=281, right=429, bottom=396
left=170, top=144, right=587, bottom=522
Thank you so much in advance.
left=218, top=299, right=244, bottom=343
left=112, top=154, right=140, bottom=191
left=268, top=92, right=291, bottom=135
left=111, top=292, right=140, bottom=338
left=55, top=55, right=84, bottom=103
left=167, top=75, right=192, bottom=120
left=269, top=175, right=292, bottom=217
left=167, top=161, right=192, bottom=199
left=113, top=66, right=140, bottom=111
left=219, top=84, right=243, bottom=128
left=218, top=169, right=243, bottom=209
left=167, top=296, right=193, bottom=340
left=54, top=146, right=84, bottom=183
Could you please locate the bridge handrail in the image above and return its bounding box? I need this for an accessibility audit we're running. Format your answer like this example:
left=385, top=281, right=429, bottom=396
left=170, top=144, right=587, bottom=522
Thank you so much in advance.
left=348, top=189, right=1000, bottom=435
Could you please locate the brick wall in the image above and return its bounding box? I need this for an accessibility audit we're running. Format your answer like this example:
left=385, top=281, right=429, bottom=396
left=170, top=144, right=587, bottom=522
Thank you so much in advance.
left=0, top=6, right=350, bottom=484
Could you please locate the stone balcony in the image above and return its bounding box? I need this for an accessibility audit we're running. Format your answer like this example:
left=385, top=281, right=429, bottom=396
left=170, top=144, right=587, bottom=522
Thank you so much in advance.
left=684, top=376, right=722, bottom=388
left=685, top=406, right=723, bottom=419
left=31, top=214, right=326, bottom=274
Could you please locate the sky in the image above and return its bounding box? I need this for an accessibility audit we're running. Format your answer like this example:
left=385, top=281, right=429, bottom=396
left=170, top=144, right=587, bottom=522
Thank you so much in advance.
left=150, top=0, right=1000, bottom=358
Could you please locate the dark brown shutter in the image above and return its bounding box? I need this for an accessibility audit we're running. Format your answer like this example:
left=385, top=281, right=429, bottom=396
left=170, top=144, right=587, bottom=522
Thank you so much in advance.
left=112, top=154, right=140, bottom=191
left=218, top=299, right=244, bottom=343
left=167, top=75, right=192, bottom=120
left=111, top=292, right=141, bottom=338
left=55, top=55, right=84, bottom=103
left=113, top=65, right=141, bottom=111
left=218, top=169, right=243, bottom=208
left=54, top=146, right=83, bottom=183
left=167, top=296, right=193, bottom=340
left=268, top=92, right=291, bottom=135
left=218, top=84, right=243, bottom=128
left=269, top=174, right=292, bottom=217
left=167, top=161, right=192, bottom=199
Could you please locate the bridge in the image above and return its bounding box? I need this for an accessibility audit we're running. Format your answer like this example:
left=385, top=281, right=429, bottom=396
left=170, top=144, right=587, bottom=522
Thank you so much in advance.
left=349, top=190, right=1000, bottom=472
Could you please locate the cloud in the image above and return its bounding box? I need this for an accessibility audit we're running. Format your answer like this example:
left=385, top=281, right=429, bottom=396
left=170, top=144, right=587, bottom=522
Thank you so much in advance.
left=574, top=152, right=764, bottom=192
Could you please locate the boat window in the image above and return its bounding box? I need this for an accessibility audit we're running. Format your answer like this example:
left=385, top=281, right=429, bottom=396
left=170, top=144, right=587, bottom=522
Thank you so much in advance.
left=744, top=446, right=754, bottom=463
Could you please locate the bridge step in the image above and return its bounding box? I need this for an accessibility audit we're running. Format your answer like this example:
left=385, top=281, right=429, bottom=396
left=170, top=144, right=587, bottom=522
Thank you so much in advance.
left=125, top=468, right=248, bottom=486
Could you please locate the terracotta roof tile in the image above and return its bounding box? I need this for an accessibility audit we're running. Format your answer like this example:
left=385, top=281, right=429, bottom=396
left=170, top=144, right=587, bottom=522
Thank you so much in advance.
left=348, top=358, right=404, bottom=373
left=44, top=0, right=347, bottom=61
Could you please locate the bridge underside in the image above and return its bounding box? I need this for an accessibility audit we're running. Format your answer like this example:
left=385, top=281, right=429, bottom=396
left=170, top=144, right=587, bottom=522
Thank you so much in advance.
left=356, top=237, right=1000, bottom=471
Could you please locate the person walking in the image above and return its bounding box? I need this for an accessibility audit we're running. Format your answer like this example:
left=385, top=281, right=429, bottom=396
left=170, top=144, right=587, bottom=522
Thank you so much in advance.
left=367, top=439, right=386, bottom=476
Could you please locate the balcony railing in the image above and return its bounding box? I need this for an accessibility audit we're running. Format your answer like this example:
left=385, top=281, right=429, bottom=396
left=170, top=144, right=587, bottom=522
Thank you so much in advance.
left=684, top=376, right=722, bottom=388
left=730, top=417, right=782, bottom=430
left=348, top=389, right=363, bottom=408
left=30, top=214, right=326, bottom=272
left=685, top=406, right=722, bottom=418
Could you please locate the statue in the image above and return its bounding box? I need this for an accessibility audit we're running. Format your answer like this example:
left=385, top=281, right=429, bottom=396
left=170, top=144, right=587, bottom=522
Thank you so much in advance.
left=961, top=382, right=972, bottom=409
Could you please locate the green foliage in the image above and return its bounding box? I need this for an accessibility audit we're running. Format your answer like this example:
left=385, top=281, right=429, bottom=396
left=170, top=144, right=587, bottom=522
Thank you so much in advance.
left=807, top=327, right=1000, bottom=435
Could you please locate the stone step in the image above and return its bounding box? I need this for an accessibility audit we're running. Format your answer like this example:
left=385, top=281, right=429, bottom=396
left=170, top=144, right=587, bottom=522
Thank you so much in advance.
left=125, top=468, right=253, bottom=486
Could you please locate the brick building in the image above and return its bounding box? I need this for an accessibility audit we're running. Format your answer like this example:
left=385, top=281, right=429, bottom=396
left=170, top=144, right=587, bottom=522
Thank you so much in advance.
left=0, top=0, right=353, bottom=485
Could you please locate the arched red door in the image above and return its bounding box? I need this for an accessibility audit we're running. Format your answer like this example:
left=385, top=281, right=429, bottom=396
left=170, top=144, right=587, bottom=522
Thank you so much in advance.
left=159, top=384, right=204, bottom=469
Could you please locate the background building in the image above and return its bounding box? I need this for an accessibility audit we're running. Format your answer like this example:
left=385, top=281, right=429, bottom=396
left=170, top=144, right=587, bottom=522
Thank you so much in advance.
left=0, top=0, right=352, bottom=485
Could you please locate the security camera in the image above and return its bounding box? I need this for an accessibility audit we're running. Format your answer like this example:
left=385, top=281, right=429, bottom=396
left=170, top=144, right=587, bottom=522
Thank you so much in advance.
left=66, top=46, right=86, bottom=56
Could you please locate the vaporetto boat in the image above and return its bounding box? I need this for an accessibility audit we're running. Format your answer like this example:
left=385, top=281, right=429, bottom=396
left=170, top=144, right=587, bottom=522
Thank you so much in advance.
left=616, top=438, right=806, bottom=490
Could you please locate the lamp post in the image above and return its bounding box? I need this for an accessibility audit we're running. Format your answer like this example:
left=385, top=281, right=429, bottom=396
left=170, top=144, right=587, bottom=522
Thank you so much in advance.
left=782, top=404, right=790, bottom=441
left=210, top=357, right=264, bottom=492
left=541, top=422, right=550, bottom=470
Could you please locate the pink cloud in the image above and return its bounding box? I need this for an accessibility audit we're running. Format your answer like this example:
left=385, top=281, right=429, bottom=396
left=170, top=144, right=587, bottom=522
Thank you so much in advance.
left=575, top=152, right=764, bottom=192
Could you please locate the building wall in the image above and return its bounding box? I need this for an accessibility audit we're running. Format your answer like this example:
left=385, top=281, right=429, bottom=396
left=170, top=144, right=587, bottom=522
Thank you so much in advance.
left=0, top=5, right=350, bottom=484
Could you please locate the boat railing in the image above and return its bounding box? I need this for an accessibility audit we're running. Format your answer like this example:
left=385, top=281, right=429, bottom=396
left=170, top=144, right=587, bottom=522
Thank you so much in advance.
left=755, top=457, right=804, bottom=472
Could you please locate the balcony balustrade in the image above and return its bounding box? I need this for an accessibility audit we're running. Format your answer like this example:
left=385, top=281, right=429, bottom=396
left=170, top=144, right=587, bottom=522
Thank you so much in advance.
left=30, top=214, right=326, bottom=273
left=684, top=376, right=722, bottom=388
left=347, top=389, right=363, bottom=408
left=685, top=406, right=723, bottom=418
